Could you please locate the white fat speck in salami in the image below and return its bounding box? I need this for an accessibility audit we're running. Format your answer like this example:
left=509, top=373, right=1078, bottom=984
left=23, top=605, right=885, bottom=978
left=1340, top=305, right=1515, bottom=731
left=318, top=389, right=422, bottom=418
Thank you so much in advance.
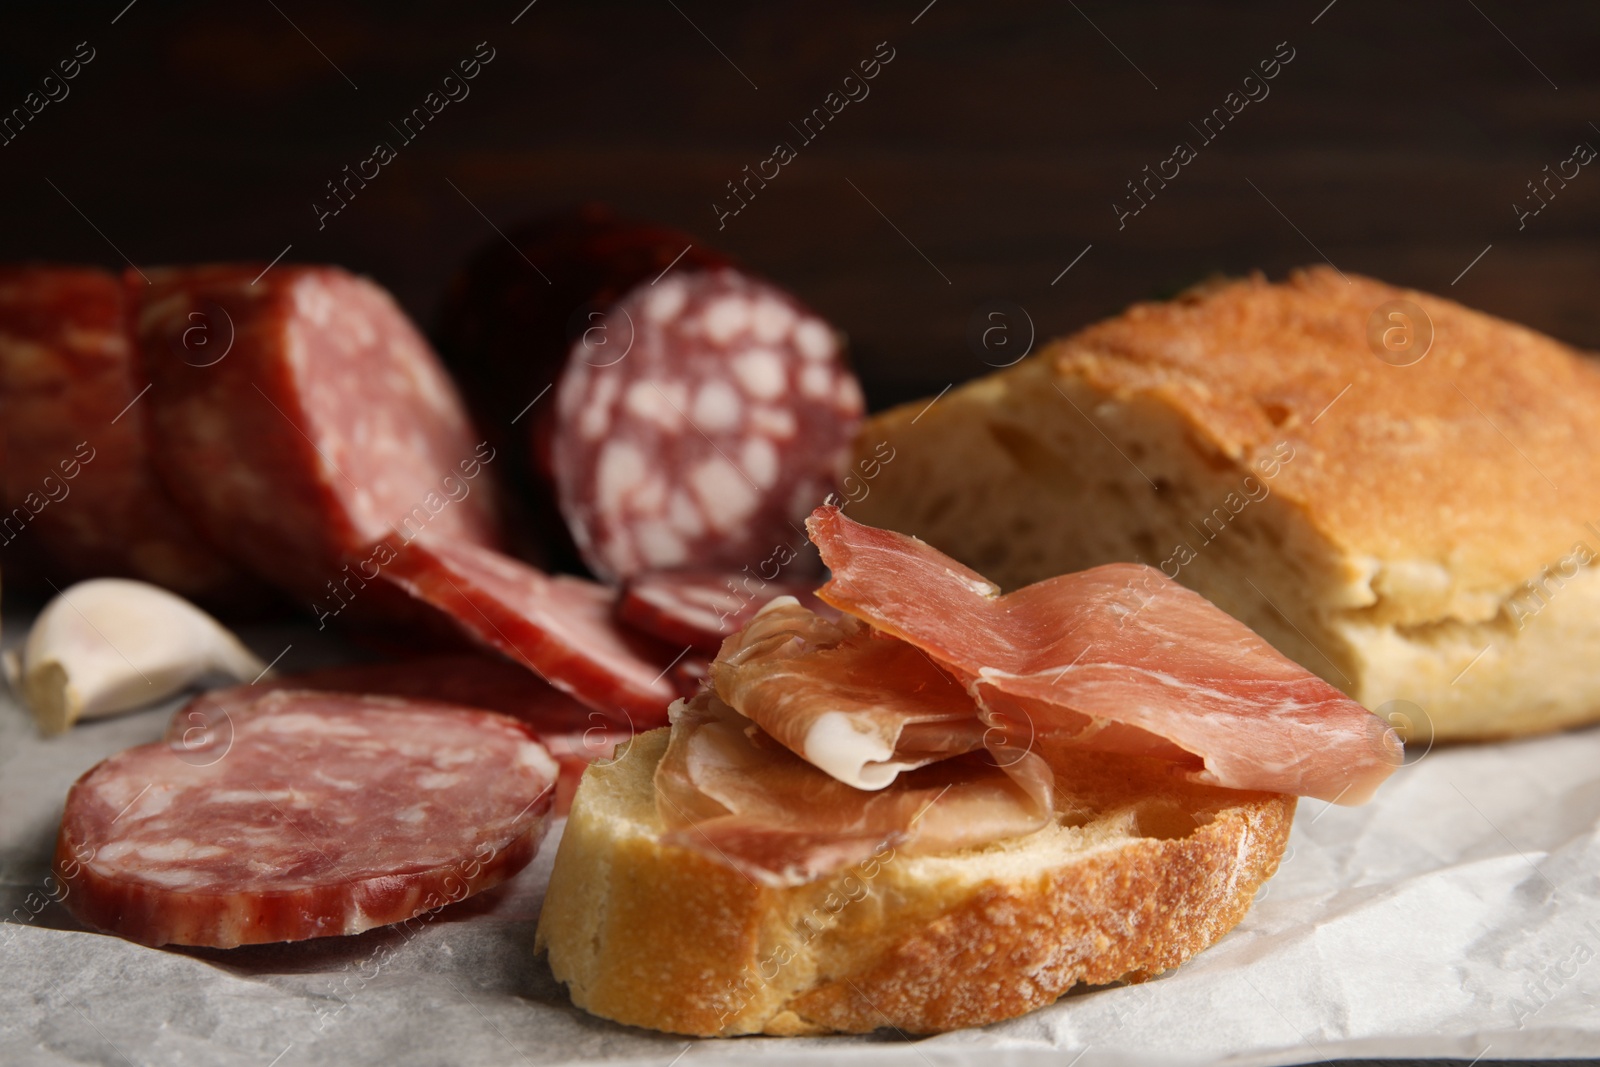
left=701, top=296, right=751, bottom=344
left=790, top=479, right=827, bottom=522
left=55, top=690, right=556, bottom=948
left=689, top=456, right=761, bottom=532
left=741, top=437, right=781, bottom=490
left=836, top=374, right=865, bottom=413
left=691, top=380, right=743, bottom=433
left=551, top=268, right=863, bottom=581
left=623, top=380, right=684, bottom=430
left=597, top=441, right=649, bottom=515
left=559, top=362, right=591, bottom=419
left=793, top=318, right=835, bottom=361
left=750, top=297, right=797, bottom=344
left=295, top=282, right=335, bottom=326
left=646, top=279, right=689, bottom=322
left=667, top=490, right=706, bottom=537
left=580, top=374, right=621, bottom=440
left=800, top=362, right=834, bottom=401
left=733, top=349, right=787, bottom=400
left=635, top=520, right=689, bottom=569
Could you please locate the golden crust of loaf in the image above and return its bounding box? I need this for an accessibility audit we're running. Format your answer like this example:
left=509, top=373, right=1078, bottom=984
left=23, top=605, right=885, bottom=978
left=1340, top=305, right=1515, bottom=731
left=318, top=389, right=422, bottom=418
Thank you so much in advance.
left=1058, top=267, right=1600, bottom=605
left=849, top=268, right=1600, bottom=741
left=535, top=730, right=1294, bottom=1037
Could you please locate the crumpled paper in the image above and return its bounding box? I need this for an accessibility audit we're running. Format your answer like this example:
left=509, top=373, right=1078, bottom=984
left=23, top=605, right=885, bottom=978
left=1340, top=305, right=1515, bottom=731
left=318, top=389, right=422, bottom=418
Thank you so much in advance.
left=3, top=618, right=1599, bottom=1067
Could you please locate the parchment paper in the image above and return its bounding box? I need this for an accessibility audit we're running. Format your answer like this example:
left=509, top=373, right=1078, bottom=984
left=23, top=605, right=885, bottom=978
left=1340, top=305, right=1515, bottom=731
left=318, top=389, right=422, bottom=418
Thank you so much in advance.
left=3, top=618, right=1599, bottom=1066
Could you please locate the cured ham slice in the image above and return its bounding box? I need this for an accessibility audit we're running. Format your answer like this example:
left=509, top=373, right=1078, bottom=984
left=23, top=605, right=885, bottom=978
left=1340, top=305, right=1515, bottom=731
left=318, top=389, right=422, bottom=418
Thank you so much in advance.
left=645, top=509, right=1398, bottom=887
left=807, top=506, right=1402, bottom=804
left=657, top=597, right=1056, bottom=885
left=654, top=692, right=1048, bottom=887
left=58, top=691, right=556, bottom=947
left=617, top=570, right=836, bottom=653
left=379, top=537, right=677, bottom=725
left=710, top=598, right=984, bottom=789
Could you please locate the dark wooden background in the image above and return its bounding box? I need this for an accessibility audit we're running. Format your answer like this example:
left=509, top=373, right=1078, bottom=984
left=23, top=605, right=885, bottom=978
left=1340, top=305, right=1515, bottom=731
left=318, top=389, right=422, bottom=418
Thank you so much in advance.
left=2, top=0, right=1598, bottom=411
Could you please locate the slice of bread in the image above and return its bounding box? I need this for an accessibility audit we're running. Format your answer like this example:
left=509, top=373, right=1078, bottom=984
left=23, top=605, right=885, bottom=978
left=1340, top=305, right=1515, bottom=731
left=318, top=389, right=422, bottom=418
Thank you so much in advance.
left=851, top=268, right=1600, bottom=742
left=535, top=729, right=1293, bottom=1036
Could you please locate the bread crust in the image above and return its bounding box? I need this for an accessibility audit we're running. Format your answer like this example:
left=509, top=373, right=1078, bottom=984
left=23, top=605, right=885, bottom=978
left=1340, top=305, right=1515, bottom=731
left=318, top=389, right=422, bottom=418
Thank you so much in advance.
left=536, top=730, right=1294, bottom=1036
left=850, top=268, right=1600, bottom=741
left=1054, top=267, right=1600, bottom=612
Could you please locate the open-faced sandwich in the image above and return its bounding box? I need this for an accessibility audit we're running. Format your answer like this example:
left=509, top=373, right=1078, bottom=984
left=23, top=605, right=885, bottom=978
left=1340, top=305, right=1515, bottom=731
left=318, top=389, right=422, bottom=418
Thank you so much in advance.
left=536, top=507, right=1400, bottom=1035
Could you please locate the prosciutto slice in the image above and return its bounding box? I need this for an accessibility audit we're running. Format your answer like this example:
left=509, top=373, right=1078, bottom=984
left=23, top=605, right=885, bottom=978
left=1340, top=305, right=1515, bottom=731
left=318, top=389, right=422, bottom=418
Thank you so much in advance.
left=710, top=598, right=983, bottom=789
left=807, top=506, right=1402, bottom=804
left=654, top=692, right=1047, bottom=887
left=658, top=596, right=1056, bottom=885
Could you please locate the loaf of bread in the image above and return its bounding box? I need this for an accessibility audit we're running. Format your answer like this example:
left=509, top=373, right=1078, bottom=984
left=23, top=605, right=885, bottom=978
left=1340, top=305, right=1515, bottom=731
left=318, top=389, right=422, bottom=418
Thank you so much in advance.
left=851, top=267, right=1600, bottom=742
left=535, top=729, right=1292, bottom=1036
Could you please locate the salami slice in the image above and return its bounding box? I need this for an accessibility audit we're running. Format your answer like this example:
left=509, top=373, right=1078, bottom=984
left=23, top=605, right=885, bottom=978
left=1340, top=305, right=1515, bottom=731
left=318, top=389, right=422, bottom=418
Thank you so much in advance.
left=553, top=267, right=864, bottom=581
left=166, top=654, right=618, bottom=813
left=436, top=204, right=734, bottom=572
left=380, top=537, right=678, bottom=725
left=0, top=267, right=266, bottom=607
left=56, top=690, right=556, bottom=948
left=618, top=570, right=836, bottom=653
left=437, top=205, right=864, bottom=580
left=169, top=652, right=594, bottom=732
left=134, top=265, right=503, bottom=616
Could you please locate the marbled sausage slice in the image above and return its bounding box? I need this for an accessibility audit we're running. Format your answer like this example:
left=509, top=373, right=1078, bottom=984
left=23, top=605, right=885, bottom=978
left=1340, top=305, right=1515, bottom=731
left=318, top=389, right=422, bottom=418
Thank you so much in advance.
left=56, top=690, right=557, bottom=948
left=553, top=268, right=864, bottom=581
left=135, top=265, right=503, bottom=612
left=435, top=205, right=737, bottom=573
left=168, top=654, right=618, bottom=814
left=0, top=266, right=264, bottom=607
left=380, top=537, right=678, bottom=725
left=617, top=570, right=836, bottom=653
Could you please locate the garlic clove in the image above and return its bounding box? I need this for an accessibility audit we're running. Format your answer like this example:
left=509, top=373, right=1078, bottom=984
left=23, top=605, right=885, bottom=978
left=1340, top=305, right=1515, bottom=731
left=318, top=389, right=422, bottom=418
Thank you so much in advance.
left=12, top=578, right=270, bottom=735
